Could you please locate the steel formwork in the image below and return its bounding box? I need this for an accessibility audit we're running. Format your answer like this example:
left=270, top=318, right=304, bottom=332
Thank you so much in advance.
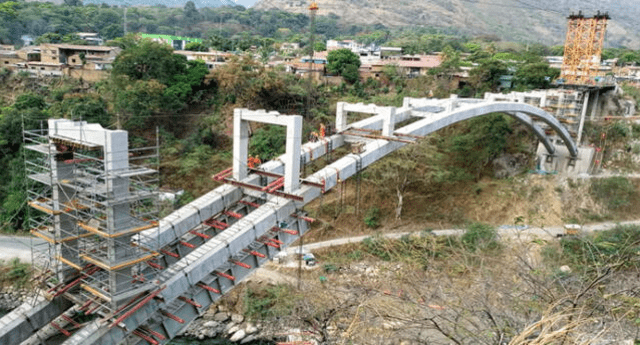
left=561, top=12, right=609, bottom=85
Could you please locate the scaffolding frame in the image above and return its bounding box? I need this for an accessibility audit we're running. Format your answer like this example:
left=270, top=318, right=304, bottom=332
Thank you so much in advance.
left=24, top=121, right=160, bottom=313
left=561, top=12, right=609, bottom=85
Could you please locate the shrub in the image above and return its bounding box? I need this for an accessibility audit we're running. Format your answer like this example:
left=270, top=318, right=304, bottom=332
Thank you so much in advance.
left=590, top=177, right=637, bottom=210
left=364, top=207, right=380, bottom=228
left=243, top=284, right=297, bottom=320
left=461, top=223, right=500, bottom=252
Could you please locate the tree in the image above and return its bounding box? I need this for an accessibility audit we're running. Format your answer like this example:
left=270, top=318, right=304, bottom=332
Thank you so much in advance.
left=313, top=41, right=326, bottom=52
left=469, top=59, right=508, bottom=93
left=112, top=39, right=186, bottom=84
left=35, top=32, right=63, bottom=44
left=63, top=0, right=83, bottom=6
left=183, top=1, right=199, bottom=26
left=515, top=62, right=560, bottom=90
left=327, top=48, right=361, bottom=76
left=185, top=42, right=208, bottom=52
left=342, top=64, right=360, bottom=84
left=367, top=139, right=445, bottom=219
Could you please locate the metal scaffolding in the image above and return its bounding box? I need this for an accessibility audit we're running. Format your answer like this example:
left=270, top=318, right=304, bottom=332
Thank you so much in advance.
left=560, top=11, right=610, bottom=85
left=24, top=120, right=160, bottom=313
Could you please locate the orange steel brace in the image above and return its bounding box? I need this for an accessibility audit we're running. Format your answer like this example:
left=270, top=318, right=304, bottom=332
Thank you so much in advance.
left=223, top=210, right=243, bottom=219
left=110, top=287, right=166, bottom=328
left=160, top=249, right=180, bottom=258
left=189, top=230, right=211, bottom=240
left=205, top=219, right=228, bottom=230
left=132, top=330, right=159, bottom=345
left=231, top=260, right=252, bottom=269
left=263, top=241, right=280, bottom=249
left=147, top=261, right=164, bottom=270
left=213, top=167, right=233, bottom=181
left=178, top=296, right=202, bottom=308
left=268, top=238, right=284, bottom=245
left=239, top=200, right=260, bottom=208
left=215, top=271, right=235, bottom=281
left=61, top=315, right=80, bottom=328
left=179, top=241, right=196, bottom=249
left=197, top=283, right=221, bottom=294
left=141, top=327, right=166, bottom=341
left=51, top=322, right=71, bottom=337
left=161, top=310, right=185, bottom=324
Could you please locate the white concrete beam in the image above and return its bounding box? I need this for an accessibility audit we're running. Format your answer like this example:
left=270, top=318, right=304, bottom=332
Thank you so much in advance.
left=232, top=109, right=249, bottom=181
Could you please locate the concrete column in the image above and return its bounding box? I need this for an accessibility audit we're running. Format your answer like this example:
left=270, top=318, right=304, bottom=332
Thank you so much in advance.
left=402, top=97, right=411, bottom=108
left=447, top=94, right=458, bottom=112
left=381, top=107, right=395, bottom=137
left=233, top=109, right=249, bottom=181
left=540, top=92, right=547, bottom=108
left=576, top=91, right=590, bottom=145
left=590, top=90, right=600, bottom=121
left=284, top=116, right=303, bottom=193
left=336, top=102, right=347, bottom=132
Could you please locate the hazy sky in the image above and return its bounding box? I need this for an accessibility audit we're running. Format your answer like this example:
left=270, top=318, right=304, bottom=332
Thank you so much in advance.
left=236, top=0, right=259, bottom=7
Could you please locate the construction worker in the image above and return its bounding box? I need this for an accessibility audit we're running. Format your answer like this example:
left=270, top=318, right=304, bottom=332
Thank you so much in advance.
left=247, top=155, right=261, bottom=169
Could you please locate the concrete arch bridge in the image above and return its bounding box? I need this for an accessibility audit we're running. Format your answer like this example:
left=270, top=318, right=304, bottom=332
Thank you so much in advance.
left=1, top=95, right=587, bottom=345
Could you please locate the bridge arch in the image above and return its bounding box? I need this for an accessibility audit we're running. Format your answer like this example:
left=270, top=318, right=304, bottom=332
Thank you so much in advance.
left=405, top=102, right=578, bottom=157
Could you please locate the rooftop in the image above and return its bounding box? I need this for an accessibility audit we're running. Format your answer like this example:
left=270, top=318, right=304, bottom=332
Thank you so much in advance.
left=42, top=44, right=119, bottom=52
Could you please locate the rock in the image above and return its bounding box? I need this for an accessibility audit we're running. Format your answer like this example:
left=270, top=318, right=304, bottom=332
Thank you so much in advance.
left=204, top=329, right=217, bottom=338
left=240, top=335, right=258, bottom=344
left=217, top=304, right=227, bottom=312
left=493, top=153, right=528, bottom=179
left=230, top=329, right=246, bottom=342
left=231, top=313, right=244, bottom=323
left=197, top=334, right=205, bottom=340
left=560, top=265, right=572, bottom=274
left=213, top=312, right=229, bottom=322
left=203, top=320, right=219, bottom=328
left=227, top=325, right=241, bottom=335
left=245, top=323, right=258, bottom=334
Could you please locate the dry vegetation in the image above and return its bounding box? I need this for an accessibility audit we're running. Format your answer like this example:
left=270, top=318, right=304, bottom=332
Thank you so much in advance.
left=218, top=224, right=640, bottom=344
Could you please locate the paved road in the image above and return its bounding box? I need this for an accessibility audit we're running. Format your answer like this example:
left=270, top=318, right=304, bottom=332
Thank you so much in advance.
left=287, top=219, right=640, bottom=254
left=0, top=236, right=45, bottom=263
left=3, top=219, right=640, bottom=263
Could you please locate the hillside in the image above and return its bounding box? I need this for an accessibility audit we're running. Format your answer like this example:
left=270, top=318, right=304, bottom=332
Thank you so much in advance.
left=253, top=0, right=640, bottom=48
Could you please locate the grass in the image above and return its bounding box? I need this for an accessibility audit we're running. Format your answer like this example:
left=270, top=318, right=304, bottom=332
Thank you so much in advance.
left=243, top=284, right=299, bottom=320
left=0, top=258, right=32, bottom=289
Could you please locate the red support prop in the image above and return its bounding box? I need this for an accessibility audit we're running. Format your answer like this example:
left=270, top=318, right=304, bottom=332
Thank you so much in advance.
left=239, top=200, right=261, bottom=208
left=47, top=282, right=64, bottom=293
left=267, top=180, right=285, bottom=193
left=61, top=315, right=80, bottom=328
left=160, top=249, right=180, bottom=259
left=161, top=310, right=185, bottom=324
left=261, top=177, right=285, bottom=192
left=268, top=238, right=284, bottom=245
left=51, top=322, right=71, bottom=337
left=273, top=226, right=298, bottom=235
left=53, top=276, right=83, bottom=297
left=263, top=241, right=280, bottom=249
left=213, top=167, right=233, bottom=181
left=204, top=219, right=228, bottom=230
left=79, top=299, right=94, bottom=312
left=179, top=296, right=202, bottom=308
left=249, top=250, right=266, bottom=258
left=142, top=327, right=166, bottom=341
left=231, top=260, right=252, bottom=269
left=291, top=214, right=316, bottom=223
left=189, top=230, right=211, bottom=239
left=223, top=210, right=243, bottom=219
left=179, top=241, right=196, bottom=249
left=197, top=283, right=221, bottom=294
left=147, top=261, right=164, bottom=270
left=133, top=330, right=159, bottom=345
left=86, top=304, right=101, bottom=315
left=215, top=271, right=236, bottom=281
left=110, top=287, right=165, bottom=328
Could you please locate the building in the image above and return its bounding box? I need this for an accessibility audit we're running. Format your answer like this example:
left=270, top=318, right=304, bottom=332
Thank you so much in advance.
left=363, top=54, right=442, bottom=79
left=1, top=44, right=121, bottom=81
left=139, top=33, right=203, bottom=51
left=174, top=50, right=232, bottom=71
left=76, top=33, right=104, bottom=46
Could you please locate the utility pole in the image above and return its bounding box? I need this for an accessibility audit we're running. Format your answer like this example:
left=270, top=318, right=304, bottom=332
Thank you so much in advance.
left=306, top=2, right=318, bottom=117
left=124, top=7, right=128, bottom=36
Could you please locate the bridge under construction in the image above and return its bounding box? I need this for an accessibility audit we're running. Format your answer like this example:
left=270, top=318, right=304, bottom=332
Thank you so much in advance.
left=1, top=93, right=587, bottom=345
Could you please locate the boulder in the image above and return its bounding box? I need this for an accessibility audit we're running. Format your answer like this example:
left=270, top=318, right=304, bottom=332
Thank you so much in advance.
left=227, top=325, right=241, bottom=335
left=240, top=335, right=258, bottom=344
left=230, top=329, right=246, bottom=342
left=245, top=323, right=258, bottom=334
left=231, top=313, right=244, bottom=323
left=213, top=312, right=229, bottom=322
left=203, top=320, right=219, bottom=328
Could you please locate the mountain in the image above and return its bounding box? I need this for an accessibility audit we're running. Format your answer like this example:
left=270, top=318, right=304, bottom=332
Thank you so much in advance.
left=252, top=0, right=640, bottom=48
left=81, top=0, right=241, bottom=7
